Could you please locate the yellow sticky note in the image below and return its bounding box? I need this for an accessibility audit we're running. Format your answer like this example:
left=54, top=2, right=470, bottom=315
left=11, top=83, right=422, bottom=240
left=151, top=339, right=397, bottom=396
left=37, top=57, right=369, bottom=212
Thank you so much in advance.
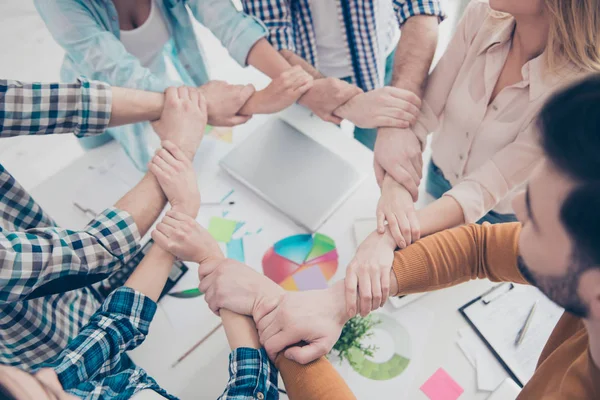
left=208, top=217, right=238, bottom=243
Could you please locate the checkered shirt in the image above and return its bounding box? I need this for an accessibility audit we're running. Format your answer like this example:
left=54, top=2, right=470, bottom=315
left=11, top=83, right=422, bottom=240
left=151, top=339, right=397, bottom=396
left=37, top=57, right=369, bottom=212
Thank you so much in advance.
left=219, top=347, right=280, bottom=400
left=242, top=0, right=445, bottom=91
left=40, top=287, right=176, bottom=400
left=0, top=78, right=141, bottom=370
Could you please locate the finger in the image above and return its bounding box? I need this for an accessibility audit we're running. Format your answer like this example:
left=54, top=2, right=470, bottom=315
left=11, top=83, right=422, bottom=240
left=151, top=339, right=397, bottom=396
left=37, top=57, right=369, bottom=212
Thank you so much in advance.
left=411, top=153, right=424, bottom=182
left=156, top=145, right=179, bottom=167
left=373, top=159, right=385, bottom=188
left=259, top=319, right=282, bottom=346
left=370, top=268, right=382, bottom=312
left=160, top=215, right=180, bottom=229
left=293, top=81, right=314, bottom=97
left=198, top=270, right=215, bottom=292
left=148, top=163, right=167, bottom=181
left=166, top=209, right=188, bottom=221
left=224, top=115, right=252, bottom=126
left=162, top=140, right=189, bottom=163
left=284, top=342, right=328, bottom=364
left=322, top=113, right=343, bottom=125
left=358, top=269, right=372, bottom=317
left=390, top=166, right=419, bottom=201
left=203, top=286, right=220, bottom=316
left=165, top=86, right=179, bottom=102
left=376, top=210, right=386, bottom=234
left=239, top=84, right=256, bottom=103
left=151, top=229, right=170, bottom=250
left=388, top=211, right=406, bottom=248
left=345, top=270, right=359, bottom=317
left=377, top=116, right=410, bottom=129
left=156, top=222, right=175, bottom=238
left=264, top=331, right=297, bottom=361
left=387, top=88, right=422, bottom=108
left=153, top=150, right=176, bottom=174
left=407, top=210, right=421, bottom=242
left=397, top=213, right=412, bottom=247
left=380, top=270, right=391, bottom=307
left=177, top=86, right=189, bottom=100
left=256, top=307, right=277, bottom=335
left=189, top=87, right=199, bottom=104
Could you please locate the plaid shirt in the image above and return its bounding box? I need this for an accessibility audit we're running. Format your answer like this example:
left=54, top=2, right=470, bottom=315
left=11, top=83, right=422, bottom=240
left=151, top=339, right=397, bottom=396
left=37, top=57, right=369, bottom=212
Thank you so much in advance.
left=242, top=0, right=444, bottom=91
left=39, top=287, right=278, bottom=400
left=0, top=78, right=141, bottom=370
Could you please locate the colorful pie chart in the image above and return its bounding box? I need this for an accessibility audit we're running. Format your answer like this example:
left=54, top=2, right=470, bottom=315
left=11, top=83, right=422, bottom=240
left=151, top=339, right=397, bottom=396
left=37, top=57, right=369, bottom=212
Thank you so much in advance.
left=262, top=233, right=338, bottom=291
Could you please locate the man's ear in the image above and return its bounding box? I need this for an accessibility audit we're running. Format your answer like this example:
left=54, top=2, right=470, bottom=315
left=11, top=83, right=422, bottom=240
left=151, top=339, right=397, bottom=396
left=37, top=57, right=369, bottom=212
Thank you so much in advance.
left=579, top=269, right=600, bottom=320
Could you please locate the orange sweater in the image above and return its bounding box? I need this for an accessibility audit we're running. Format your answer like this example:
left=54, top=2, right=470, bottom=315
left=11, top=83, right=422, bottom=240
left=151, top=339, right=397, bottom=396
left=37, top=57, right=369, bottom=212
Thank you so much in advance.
left=277, top=223, right=600, bottom=399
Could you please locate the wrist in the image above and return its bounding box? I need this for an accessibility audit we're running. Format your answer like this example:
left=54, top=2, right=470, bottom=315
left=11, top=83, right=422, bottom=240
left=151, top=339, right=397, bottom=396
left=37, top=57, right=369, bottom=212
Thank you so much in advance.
left=171, top=201, right=200, bottom=218
left=251, top=282, right=285, bottom=322
left=328, top=281, right=351, bottom=325
left=148, top=91, right=165, bottom=122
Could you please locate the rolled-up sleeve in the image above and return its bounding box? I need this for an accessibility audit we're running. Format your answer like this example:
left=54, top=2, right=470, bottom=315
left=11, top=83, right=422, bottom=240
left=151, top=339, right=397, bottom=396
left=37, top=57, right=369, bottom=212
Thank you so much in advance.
left=444, top=121, right=542, bottom=223
left=48, top=287, right=157, bottom=386
left=242, top=0, right=295, bottom=52
left=218, top=348, right=279, bottom=399
left=0, top=207, right=140, bottom=303
left=188, top=0, right=268, bottom=66
left=0, top=78, right=111, bottom=138
left=393, top=0, right=446, bottom=26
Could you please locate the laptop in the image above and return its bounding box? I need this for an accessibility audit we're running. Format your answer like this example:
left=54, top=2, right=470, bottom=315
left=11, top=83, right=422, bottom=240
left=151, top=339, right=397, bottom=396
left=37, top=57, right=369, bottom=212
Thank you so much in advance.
left=219, top=118, right=363, bottom=232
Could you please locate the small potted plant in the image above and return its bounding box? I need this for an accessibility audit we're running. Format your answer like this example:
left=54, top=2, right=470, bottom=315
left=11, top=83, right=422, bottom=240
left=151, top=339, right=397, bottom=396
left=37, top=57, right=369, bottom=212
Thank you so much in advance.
left=329, top=314, right=380, bottom=368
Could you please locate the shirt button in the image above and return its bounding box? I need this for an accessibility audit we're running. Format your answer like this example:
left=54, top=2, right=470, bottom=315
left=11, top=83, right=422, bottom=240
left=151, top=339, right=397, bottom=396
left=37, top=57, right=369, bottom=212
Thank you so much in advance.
left=257, top=393, right=264, bottom=400
left=112, top=16, right=117, bottom=21
left=459, top=155, right=464, bottom=160
left=455, top=173, right=459, bottom=179
left=465, top=132, right=469, bottom=138
left=184, top=64, right=191, bottom=69
left=492, top=105, right=498, bottom=111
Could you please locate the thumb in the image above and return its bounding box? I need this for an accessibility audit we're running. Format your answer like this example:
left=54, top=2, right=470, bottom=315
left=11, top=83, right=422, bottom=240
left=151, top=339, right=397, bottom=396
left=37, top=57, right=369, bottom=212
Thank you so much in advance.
left=240, top=84, right=256, bottom=102
left=284, top=341, right=327, bottom=365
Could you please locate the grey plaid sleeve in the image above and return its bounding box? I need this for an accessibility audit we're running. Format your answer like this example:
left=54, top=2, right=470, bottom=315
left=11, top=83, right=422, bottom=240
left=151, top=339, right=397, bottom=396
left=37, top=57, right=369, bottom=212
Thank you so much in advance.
left=0, top=207, right=140, bottom=303
left=0, top=77, right=112, bottom=138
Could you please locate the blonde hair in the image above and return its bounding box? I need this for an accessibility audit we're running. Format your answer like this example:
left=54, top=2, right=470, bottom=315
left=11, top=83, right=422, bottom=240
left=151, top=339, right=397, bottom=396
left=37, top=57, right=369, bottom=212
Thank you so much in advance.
left=545, top=0, right=600, bottom=72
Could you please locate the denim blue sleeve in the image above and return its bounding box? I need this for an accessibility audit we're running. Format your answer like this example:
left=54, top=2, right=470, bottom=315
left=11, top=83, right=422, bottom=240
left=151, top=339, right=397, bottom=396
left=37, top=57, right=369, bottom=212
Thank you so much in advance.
left=34, top=0, right=179, bottom=92
left=218, top=348, right=280, bottom=400
left=186, top=0, right=268, bottom=66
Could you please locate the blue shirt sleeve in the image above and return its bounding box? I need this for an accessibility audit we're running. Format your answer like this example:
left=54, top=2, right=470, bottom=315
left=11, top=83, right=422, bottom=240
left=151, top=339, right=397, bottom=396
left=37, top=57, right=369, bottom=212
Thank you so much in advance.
left=241, top=0, right=295, bottom=52
left=45, top=287, right=157, bottom=388
left=393, top=0, right=446, bottom=26
left=219, top=348, right=280, bottom=400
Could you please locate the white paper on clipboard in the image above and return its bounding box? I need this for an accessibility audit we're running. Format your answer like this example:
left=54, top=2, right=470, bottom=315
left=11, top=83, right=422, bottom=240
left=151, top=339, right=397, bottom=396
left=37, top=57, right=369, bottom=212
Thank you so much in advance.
left=461, top=283, right=564, bottom=385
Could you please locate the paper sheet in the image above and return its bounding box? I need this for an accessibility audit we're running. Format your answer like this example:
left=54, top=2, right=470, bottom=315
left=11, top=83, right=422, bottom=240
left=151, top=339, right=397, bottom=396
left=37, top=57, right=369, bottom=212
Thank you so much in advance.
left=457, top=327, right=508, bottom=392
left=420, top=368, right=464, bottom=400
left=208, top=217, right=237, bottom=243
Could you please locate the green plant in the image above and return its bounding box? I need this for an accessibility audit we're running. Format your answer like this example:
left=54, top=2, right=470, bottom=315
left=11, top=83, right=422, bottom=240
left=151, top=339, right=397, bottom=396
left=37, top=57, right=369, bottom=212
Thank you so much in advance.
left=330, top=314, right=380, bottom=368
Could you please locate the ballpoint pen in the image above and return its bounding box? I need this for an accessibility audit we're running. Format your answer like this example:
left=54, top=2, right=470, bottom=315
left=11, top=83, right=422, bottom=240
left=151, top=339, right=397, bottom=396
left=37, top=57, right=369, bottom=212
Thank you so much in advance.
left=515, top=300, right=538, bottom=346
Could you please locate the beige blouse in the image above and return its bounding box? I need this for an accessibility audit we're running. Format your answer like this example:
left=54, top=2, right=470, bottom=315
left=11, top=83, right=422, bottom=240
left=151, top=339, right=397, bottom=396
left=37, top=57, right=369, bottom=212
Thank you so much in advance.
left=412, top=0, right=584, bottom=223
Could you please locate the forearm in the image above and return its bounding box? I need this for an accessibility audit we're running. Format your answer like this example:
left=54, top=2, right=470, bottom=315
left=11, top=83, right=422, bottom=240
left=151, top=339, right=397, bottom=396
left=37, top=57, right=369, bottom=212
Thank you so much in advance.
left=114, top=173, right=167, bottom=237
left=280, top=49, right=324, bottom=79
left=276, top=356, right=356, bottom=400
left=390, top=16, right=438, bottom=97
left=124, top=244, right=175, bottom=302
left=391, top=223, right=527, bottom=296
left=247, top=38, right=294, bottom=79
left=109, top=87, right=164, bottom=127
left=221, top=309, right=261, bottom=350
left=416, top=196, right=465, bottom=237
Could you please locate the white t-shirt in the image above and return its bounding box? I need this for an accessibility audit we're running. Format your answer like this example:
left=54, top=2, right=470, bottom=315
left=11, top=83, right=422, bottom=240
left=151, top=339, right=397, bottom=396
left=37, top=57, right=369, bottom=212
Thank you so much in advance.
left=120, top=0, right=170, bottom=68
left=308, top=0, right=399, bottom=78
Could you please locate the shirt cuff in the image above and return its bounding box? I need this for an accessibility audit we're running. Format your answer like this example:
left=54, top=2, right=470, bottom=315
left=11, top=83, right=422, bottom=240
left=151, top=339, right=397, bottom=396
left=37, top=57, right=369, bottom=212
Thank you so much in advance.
left=75, top=77, right=112, bottom=137
left=103, top=287, right=158, bottom=333
left=227, top=15, right=269, bottom=67
left=392, top=242, right=434, bottom=295
left=84, top=207, right=142, bottom=263
left=395, top=1, right=446, bottom=26
left=264, top=23, right=296, bottom=52
left=222, top=348, right=278, bottom=399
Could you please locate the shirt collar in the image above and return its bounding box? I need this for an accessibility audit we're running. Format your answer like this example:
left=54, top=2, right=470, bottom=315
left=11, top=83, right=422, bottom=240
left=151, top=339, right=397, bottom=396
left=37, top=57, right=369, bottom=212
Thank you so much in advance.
left=477, top=16, right=516, bottom=56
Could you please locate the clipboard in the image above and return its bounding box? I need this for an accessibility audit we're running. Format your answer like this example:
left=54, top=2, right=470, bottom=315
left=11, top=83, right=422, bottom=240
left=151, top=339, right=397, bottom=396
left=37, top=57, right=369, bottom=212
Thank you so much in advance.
left=459, top=283, right=564, bottom=387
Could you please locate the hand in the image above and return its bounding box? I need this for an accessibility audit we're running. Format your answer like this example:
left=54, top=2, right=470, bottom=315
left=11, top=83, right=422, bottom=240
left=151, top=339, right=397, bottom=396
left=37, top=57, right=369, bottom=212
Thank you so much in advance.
left=377, top=174, right=420, bottom=248
left=374, top=127, right=423, bottom=200
left=197, top=258, right=284, bottom=316
left=148, top=141, right=200, bottom=217
left=345, top=229, right=396, bottom=318
left=256, top=281, right=348, bottom=364
left=151, top=86, right=208, bottom=160
left=152, top=210, right=224, bottom=262
left=333, top=87, right=421, bottom=129
left=198, top=81, right=255, bottom=126
left=240, top=66, right=313, bottom=115
left=299, top=77, right=362, bottom=124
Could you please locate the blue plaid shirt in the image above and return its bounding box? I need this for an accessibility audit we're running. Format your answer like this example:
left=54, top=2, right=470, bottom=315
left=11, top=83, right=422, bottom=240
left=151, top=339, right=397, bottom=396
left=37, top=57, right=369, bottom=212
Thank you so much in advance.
left=39, top=287, right=278, bottom=400
left=242, top=0, right=444, bottom=91
left=34, top=0, right=268, bottom=171
left=0, top=79, right=142, bottom=370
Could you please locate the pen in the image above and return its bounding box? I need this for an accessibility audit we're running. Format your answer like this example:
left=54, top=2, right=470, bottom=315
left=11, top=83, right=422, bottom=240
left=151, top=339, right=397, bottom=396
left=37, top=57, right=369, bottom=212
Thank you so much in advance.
left=171, top=323, right=223, bottom=368
left=515, top=301, right=538, bottom=346
left=201, top=201, right=235, bottom=206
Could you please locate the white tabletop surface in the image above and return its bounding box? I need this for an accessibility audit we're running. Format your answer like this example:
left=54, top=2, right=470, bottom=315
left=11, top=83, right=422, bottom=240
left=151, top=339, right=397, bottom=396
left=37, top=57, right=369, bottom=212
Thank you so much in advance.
left=31, top=104, right=494, bottom=400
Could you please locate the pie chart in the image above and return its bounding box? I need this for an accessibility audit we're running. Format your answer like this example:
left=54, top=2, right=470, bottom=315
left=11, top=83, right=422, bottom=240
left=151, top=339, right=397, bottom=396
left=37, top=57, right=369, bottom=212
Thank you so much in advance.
left=262, top=233, right=338, bottom=291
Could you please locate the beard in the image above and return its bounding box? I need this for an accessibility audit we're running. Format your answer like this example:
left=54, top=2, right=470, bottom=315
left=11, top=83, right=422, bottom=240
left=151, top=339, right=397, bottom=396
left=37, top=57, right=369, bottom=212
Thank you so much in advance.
left=517, top=255, right=589, bottom=318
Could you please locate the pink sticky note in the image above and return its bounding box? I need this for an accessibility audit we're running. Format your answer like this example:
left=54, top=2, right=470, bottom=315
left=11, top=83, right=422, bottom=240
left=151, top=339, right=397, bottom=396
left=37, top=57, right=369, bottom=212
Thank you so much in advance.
left=420, top=368, right=464, bottom=400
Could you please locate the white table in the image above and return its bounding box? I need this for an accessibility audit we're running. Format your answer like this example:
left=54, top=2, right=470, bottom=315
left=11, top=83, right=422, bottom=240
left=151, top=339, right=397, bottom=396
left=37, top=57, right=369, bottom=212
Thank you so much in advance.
left=31, top=105, right=493, bottom=400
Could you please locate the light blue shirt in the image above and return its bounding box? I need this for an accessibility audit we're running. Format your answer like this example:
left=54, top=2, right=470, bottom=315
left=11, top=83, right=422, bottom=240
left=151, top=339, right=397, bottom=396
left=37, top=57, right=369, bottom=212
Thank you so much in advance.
left=35, top=0, right=267, bottom=170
